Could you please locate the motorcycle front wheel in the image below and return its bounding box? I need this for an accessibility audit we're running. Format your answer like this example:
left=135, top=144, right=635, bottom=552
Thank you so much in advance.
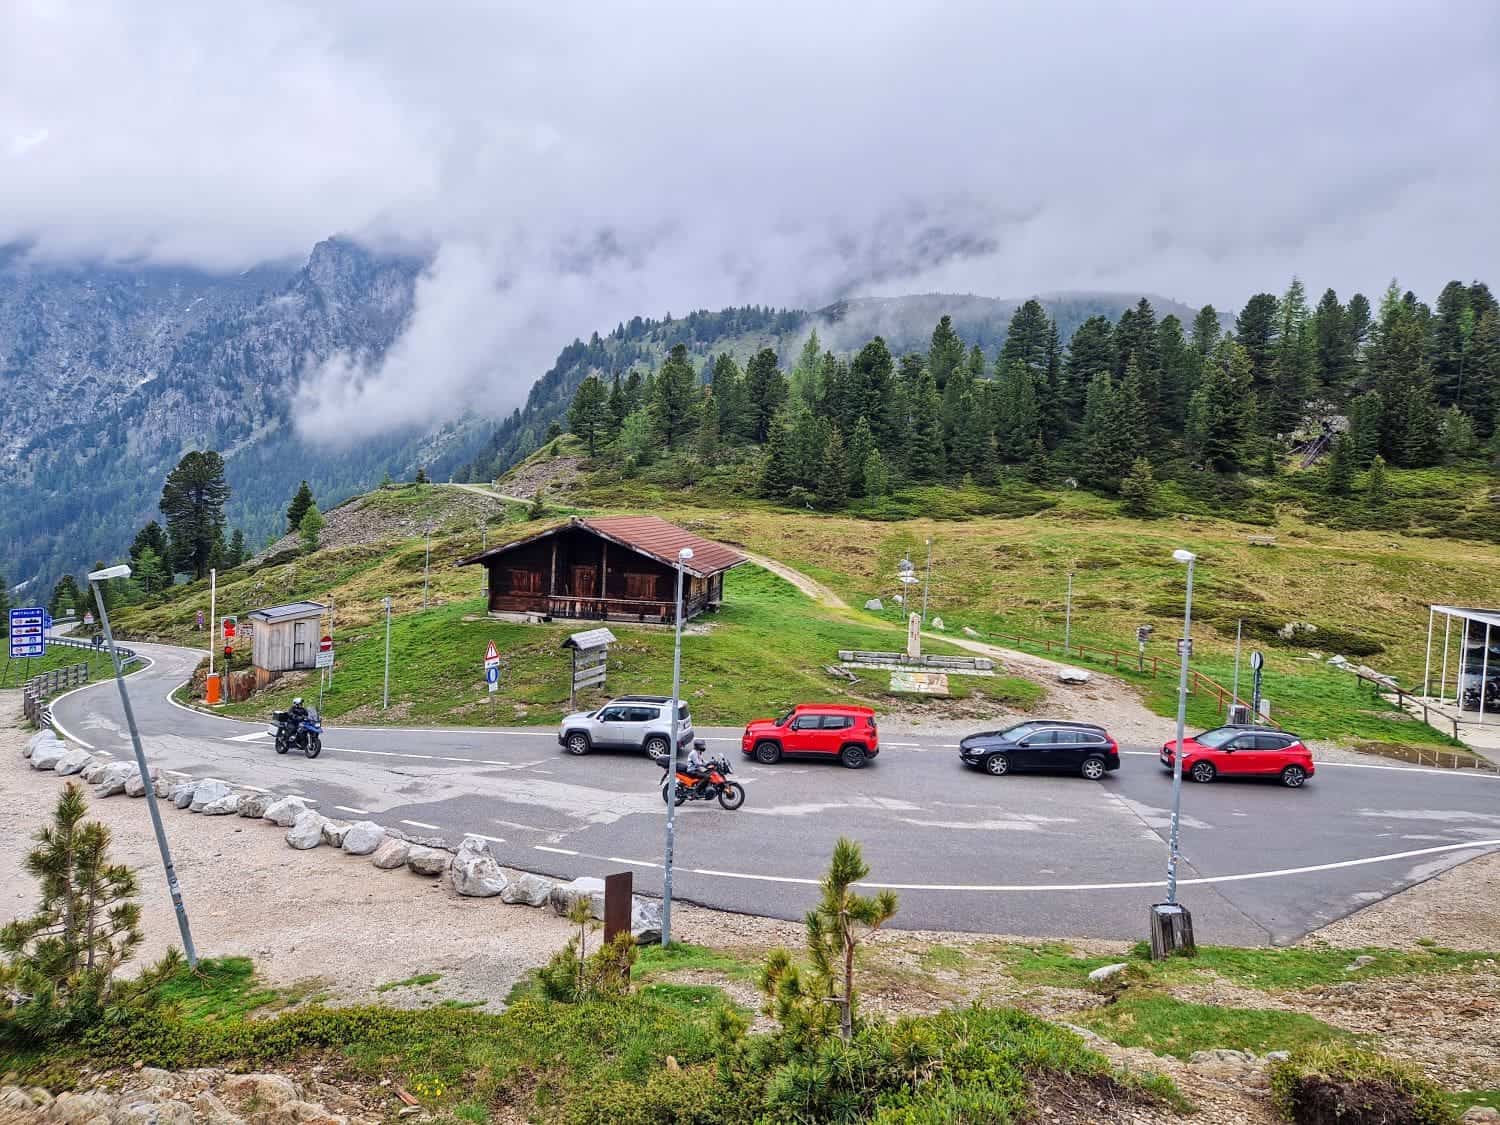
left=305, top=735, right=322, bottom=759
left=717, top=782, right=745, bottom=811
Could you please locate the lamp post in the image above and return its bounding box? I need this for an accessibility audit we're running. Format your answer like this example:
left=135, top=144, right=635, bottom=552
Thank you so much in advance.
left=88, top=564, right=199, bottom=968
left=661, top=545, right=694, bottom=947
left=423, top=526, right=432, bottom=610
left=921, top=537, right=933, bottom=626
left=1166, top=548, right=1195, bottom=905
left=382, top=596, right=392, bottom=711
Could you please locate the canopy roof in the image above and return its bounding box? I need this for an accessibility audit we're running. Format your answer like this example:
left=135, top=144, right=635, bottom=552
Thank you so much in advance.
left=1431, top=605, right=1500, bottom=630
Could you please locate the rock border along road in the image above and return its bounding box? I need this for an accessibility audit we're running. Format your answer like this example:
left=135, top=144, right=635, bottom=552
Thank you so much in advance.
left=47, top=639, right=1500, bottom=944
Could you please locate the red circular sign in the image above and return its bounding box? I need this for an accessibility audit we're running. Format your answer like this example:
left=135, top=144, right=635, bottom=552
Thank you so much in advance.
left=319, top=635, right=333, bottom=652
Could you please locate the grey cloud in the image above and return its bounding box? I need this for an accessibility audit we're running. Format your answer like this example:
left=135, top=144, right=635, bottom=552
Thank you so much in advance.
left=4, top=0, right=1499, bottom=438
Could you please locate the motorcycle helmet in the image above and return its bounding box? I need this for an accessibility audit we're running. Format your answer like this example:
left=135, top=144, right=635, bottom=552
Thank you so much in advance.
left=292, top=697, right=303, bottom=706
left=693, top=739, right=707, bottom=751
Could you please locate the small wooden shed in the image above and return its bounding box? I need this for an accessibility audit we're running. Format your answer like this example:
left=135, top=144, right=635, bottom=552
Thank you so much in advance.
left=247, top=601, right=326, bottom=674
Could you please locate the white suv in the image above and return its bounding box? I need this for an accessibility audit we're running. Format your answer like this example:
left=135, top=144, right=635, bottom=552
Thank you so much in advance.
left=558, top=695, right=694, bottom=756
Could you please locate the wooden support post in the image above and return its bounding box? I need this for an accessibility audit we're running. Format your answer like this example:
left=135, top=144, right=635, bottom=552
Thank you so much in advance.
left=600, top=541, right=608, bottom=597
left=603, top=871, right=633, bottom=947
left=549, top=540, right=558, bottom=597
left=1149, top=902, right=1195, bottom=960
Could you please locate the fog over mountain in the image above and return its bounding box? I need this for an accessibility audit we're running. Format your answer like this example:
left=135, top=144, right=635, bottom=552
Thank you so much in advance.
left=4, top=1, right=1497, bottom=445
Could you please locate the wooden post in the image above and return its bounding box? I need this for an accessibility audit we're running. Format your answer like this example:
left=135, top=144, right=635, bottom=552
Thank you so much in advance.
left=603, top=871, right=633, bottom=948
left=549, top=540, right=558, bottom=598
left=600, top=541, right=608, bottom=598
left=1149, top=902, right=1195, bottom=960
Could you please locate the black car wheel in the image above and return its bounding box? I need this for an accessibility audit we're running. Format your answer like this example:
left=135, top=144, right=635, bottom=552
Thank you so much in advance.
left=1190, top=760, right=1217, bottom=783
left=644, top=736, right=670, bottom=758
left=1280, top=765, right=1307, bottom=788
left=984, top=753, right=1010, bottom=777
left=565, top=731, right=591, bottom=756
left=839, top=744, right=868, bottom=769
left=754, top=741, right=782, bottom=765
left=1080, top=756, right=1107, bottom=780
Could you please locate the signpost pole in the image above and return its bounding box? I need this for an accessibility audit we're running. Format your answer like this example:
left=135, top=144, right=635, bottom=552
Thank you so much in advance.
left=1232, top=618, right=1243, bottom=706
left=88, top=566, right=198, bottom=969
left=662, top=547, right=693, bottom=947
left=921, top=537, right=933, bottom=627
left=423, top=527, right=432, bottom=610
left=1166, top=550, right=1195, bottom=906
left=208, top=568, right=216, bottom=679
left=1064, top=571, right=1073, bottom=656
left=382, top=597, right=391, bottom=711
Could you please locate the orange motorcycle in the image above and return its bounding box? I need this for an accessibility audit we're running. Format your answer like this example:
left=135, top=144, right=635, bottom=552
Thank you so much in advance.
left=660, top=749, right=745, bottom=811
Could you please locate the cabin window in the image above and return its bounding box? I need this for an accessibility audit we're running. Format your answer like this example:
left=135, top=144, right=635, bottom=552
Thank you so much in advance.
left=507, top=569, right=543, bottom=594
left=623, top=572, right=658, bottom=600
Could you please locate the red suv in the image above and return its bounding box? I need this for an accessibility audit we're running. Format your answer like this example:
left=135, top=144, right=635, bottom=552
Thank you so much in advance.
left=1161, top=726, right=1315, bottom=788
left=742, top=704, right=879, bottom=768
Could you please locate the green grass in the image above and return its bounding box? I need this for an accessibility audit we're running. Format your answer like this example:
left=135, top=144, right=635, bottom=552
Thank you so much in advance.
left=1450, top=1090, right=1500, bottom=1114
left=151, top=956, right=323, bottom=1021
left=918, top=945, right=969, bottom=972
left=632, top=941, right=757, bottom=982
left=376, top=973, right=443, bottom=992
left=1080, top=992, right=1352, bottom=1058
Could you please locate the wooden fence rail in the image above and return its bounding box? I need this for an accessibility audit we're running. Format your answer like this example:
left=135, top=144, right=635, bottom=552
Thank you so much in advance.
left=22, top=662, right=90, bottom=724
left=1352, top=671, right=1462, bottom=742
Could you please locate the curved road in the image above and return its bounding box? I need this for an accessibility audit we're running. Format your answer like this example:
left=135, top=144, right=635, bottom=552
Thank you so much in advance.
left=47, top=640, right=1500, bottom=944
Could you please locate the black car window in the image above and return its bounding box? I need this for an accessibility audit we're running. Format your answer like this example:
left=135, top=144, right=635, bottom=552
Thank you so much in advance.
left=598, top=707, right=626, bottom=722
left=791, top=715, right=821, bottom=730
left=1194, top=727, right=1240, bottom=749
left=1025, top=730, right=1058, bottom=745
left=1080, top=733, right=1108, bottom=745
left=821, top=716, right=853, bottom=730
left=1253, top=734, right=1287, bottom=750
left=622, top=707, right=658, bottom=723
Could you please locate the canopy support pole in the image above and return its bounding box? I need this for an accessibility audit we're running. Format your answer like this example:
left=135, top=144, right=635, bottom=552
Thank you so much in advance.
left=1440, top=614, right=1453, bottom=704
left=1482, top=623, right=1492, bottom=726
left=1422, top=606, right=1435, bottom=698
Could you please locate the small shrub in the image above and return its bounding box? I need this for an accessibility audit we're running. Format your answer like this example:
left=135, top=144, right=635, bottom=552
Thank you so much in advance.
left=537, top=898, right=637, bottom=1003
left=1269, top=1044, right=1457, bottom=1125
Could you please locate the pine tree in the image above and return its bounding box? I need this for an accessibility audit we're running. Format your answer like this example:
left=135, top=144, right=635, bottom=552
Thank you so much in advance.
left=846, top=417, right=875, bottom=498
left=48, top=576, right=81, bottom=618
left=851, top=338, right=900, bottom=455
left=1430, top=281, right=1472, bottom=408
left=1313, top=288, right=1354, bottom=393
left=1190, top=305, right=1221, bottom=355
left=285, top=481, right=315, bottom=534
left=298, top=506, right=324, bottom=555
left=744, top=348, right=788, bottom=443
left=788, top=405, right=825, bottom=490
left=758, top=414, right=796, bottom=499
left=927, top=315, right=965, bottom=390
left=414, top=466, right=429, bottom=484
left=862, top=449, right=890, bottom=497
left=1156, top=315, right=1194, bottom=434
left=1348, top=391, right=1383, bottom=467
left=1466, top=309, right=1500, bottom=438
left=226, top=529, right=245, bottom=568
left=1119, top=457, right=1158, bottom=516
left=132, top=547, right=166, bottom=596
left=158, top=451, right=230, bottom=580
left=1235, top=293, right=1280, bottom=396
left=818, top=428, right=849, bottom=509
left=1080, top=374, right=1129, bottom=489
left=1325, top=432, right=1354, bottom=495
left=1063, top=316, right=1114, bottom=429
left=711, top=354, right=750, bottom=443
left=1185, top=337, right=1250, bottom=473
left=1269, top=277, right=1316, bottom=436
left=789, top=330, right=823, bottom=409
left=567, top=375, right=612, bottom=456
left=1364, top=454, right=1389, bottom=504
left=1439, top=406, right=1475, bottom=462
left=0, top=783, right=150, bottom=1043
left=607, top=373, right=628, bottom=432
left=128, top=522, right=169, bottom=565
left=694, top=386, right=720, bottom=465
left=906, top=372, right=945, bottom=480
left=650, top=344, right=700, bottom=449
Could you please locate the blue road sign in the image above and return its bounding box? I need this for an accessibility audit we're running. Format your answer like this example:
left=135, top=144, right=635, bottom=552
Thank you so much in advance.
left=9, top=607, right=48, bottom=659
left=486, top=665, right=500, bottom=684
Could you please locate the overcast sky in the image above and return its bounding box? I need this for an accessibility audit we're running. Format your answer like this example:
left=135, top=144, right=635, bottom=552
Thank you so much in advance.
left=4, top=1, right=1498, bottom=439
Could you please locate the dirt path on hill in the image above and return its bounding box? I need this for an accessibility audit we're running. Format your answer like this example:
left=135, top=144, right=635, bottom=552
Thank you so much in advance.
left=449, top=481, right=529, bottom=505
left=739, top=550, right=849, bottom=609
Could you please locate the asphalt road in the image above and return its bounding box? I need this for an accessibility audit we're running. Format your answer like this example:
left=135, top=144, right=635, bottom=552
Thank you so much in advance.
left=48, top=640, right=1500, bottom=944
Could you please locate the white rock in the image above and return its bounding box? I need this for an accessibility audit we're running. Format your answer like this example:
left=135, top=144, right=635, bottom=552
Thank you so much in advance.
left=501, top=872, right=555, bottom=906
left=864, top=598, right=884, bottom=611
left=81, top=760, right=109, bottom=784
left=451, top=837, right=508, bottom=897
left=320, top=819, right=351, bottom=847
left=1189, top=1048, right=1257, bottom=1069
left=1056, top=667, right=1091, bottom=685
left=285, top=811, right=326, bottom=849
left=1461, top=1107, right=1500, bottom=1123
left=29, top=742, right=67, bottom=770
left=199, top=793, right=241, bottom=816
left=630, top=895, right=663, bottom=942
left=550, top=876, right=607, bottom=919
left=96, top=762, right=138, bottom=796
left=406, top=845, right=450, bottom=876
left=237, top=793, right=273, bottom=819
left=25, top=731, right=60, bottom=759
left=54, top=749, right=94, bottom=776
left=370, top=838, right=410, bottom=869
left=125, top=768, right=160, bottom=797
left=963, top=626, right=980, bottom=637
left=1087, top=962, right=1129, bottom=983
left=931, top=616, right=945, bottom=630
left=153, top=777, right=174, bottom=799
left=189, top=779, right=233, bottom=812
left=170, top=780, right=198, bottom=808
left=263, top=796, right=310, bottom=827
left=1344, top=954, right=1376, bottom=971
left=341, top=821, right=386, bottom=856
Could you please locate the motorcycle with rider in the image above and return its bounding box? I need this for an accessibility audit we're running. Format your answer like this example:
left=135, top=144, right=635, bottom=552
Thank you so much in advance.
left=269, top=697, right=323, bottom=758
left=659, top=739, right=745, bottom=810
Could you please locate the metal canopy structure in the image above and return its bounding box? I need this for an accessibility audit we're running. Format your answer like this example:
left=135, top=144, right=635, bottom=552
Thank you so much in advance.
left=1423, top=605, right=1500, bottom=723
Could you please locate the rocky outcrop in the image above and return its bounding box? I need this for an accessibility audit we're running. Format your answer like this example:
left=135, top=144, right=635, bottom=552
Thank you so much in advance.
left=29, top=742, right=67, bottom=770
left=237, top=792, right=273, bottom=819
left=320, top=820, right=351, bottom=848
left=450, top=837, right=508, bottom=897
left=97, top=762, right=138, bottom=797
left=24, top=731, right=60, bottom=759
left=340, top=821, right=386, bottom=856
left=81, top=760, right=109, bottom=783
left=200, top=792, right=241, bottom=816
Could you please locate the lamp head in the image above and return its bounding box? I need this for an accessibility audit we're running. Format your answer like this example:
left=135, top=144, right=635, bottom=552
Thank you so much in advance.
left=678, top=547, right=695, bottom=561
left=88, top=564, right=132, bottom=581
left=1172, top=549, right=1196, bottom=564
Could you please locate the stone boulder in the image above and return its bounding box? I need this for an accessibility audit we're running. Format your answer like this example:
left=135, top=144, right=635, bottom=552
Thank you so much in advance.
left=963, top=626, right=980, bottom=637
left=451, top=837, right=508, bottom=897
left=263, top=796, right=311, bottom=827
left=237, top=792, right=274, bottom=819
left=1056, top=666, right=1091, bottom=685
left=406, top=845, right=450, bottom=876
left=81, top=760, right=109, bottom=784
left=219, top=1073, right=300, bottom=1109
left=501, top=872, right=555, bottom=907
left=125, top=768, right=160, bottom=797
left=1087, top=962, right=1129, bottom=983
left=864, top=598, right=883, bottom=611
left=29, top=741, right=67, bottom=771
left=25, top=730, right=61, bottom=758
left=97, top=762, right=138, bottom=796
left=285, top=811, right=327, bottom=850
left=189, top=779, right=233, bottom=812
left=116, top=1098, right=195, bottom=1125
left=341, top=821, right=386, bottom=856
left=320, top=819, right=352, bottom=848
left=200, top=793, right=241, bottom=816
left=550, top=876, right=607, bottom=920
left=370, top=838, right=411, bottom=870
left=153, top=776, right=175, bottom=799
left=931, top=616, right=945, bottom=630
left=39, top=1090, right=116, bottom=1123
left=170, top=780, right=198, bottom=808
left=54, top=749, right=94, bottom=776
left=630, top=895, right=664, bottom=943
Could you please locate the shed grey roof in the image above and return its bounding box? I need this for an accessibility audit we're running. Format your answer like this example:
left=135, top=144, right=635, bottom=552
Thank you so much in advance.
left=1431, top=606, right=1500, bottom=629
left=246, top=601, right=327, bottom=622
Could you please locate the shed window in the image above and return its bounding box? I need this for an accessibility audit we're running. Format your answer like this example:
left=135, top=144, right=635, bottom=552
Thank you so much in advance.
left=623, top=572, right=658, bottom=599
left=507, top=569, right=543, bottom=594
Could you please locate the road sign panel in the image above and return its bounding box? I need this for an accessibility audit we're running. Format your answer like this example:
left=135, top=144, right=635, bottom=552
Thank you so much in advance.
left=9, top=607, right=47, bottom=659
left=484, top=640, right=499, bottom=663
left=315, top=649, right=335, bottom=669
left=319, top=634, right=333, bottom=653
left=1249, top=650, right=1265, bottom=672
left=1176, top=638, right=1193, bottom=657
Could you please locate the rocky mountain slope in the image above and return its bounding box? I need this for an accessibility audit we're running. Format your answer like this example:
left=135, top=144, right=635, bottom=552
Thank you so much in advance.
left=0, top=239, right=489, bottom=595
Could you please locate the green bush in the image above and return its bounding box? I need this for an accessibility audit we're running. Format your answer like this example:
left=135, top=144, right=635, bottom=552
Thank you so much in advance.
left=1269, top=1044, right=1457, bottom=1125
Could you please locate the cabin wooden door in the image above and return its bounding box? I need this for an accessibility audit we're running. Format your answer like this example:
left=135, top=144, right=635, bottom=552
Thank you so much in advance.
left=570, top=565, right=596, bottom=596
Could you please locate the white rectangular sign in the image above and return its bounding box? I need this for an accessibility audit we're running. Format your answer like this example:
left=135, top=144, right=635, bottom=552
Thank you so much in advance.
left=315, top=649, right=335, bottom=669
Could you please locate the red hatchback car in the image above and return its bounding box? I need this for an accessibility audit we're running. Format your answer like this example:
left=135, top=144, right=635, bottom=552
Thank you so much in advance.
left=1161, top=726, right=1315, bottom=788
left=742, top=704, right=879, bottom=768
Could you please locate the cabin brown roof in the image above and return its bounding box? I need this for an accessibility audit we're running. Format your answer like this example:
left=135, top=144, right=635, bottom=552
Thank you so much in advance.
left=457, top=516, right=746, bottom=579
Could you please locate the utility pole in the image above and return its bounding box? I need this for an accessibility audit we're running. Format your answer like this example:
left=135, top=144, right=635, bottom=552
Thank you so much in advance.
left=382, top=597, right=392, bottom=710
left=423, top=526, right=432, bottom=609
left=921, top=537, right=933, bottom=627
left=1166, top=549, right=1195, bottom=906
left=661, top=546, right=693, bottom=947
left=89, top=565, right=198, bottom=968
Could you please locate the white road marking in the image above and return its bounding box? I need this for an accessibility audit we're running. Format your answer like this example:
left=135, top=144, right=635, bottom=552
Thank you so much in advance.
left=401, top=819, right=442, bottom=831
left=534, top=845, right=579, bottom=856
left=240, top=784, right=269, bottom=793
left=335, top=805, right=370, bottom=815
left=608, top=856, right=661, bottom=867
left=225, top=731, right=270, bottom=742
left=467, top=832, right=506, bottom=844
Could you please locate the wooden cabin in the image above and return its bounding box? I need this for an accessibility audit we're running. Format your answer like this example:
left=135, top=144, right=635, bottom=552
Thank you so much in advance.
left=247, top=601, right=326, bottom=674
left=458, top=516, right=746, bottom=623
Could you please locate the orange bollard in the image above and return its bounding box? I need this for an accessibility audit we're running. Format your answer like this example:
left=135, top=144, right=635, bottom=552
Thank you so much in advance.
left=205, top=673, right=222, bottom=705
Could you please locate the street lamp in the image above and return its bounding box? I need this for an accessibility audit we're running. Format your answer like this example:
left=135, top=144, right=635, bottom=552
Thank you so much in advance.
left=1153, top=548, right=1197, bottom=958
left=87, top=564, right=199, bottom=968
left=921, top=537, right=933, bottom=626
left=661, top=546, right=693, bottom=946
left=382, top=596, right=392, bottom=711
